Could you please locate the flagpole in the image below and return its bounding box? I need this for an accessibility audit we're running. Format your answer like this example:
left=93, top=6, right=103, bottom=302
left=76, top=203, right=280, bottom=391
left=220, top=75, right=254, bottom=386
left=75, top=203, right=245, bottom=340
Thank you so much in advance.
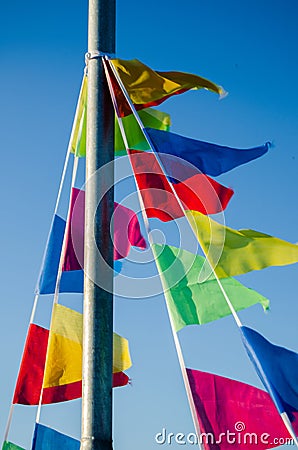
left=81, top=1, right=115, bottom=449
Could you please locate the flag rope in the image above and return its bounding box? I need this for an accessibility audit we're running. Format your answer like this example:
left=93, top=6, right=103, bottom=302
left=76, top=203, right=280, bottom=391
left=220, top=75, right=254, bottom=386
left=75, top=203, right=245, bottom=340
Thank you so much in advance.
left=103, top=57, right=204, bottom=450
left=53, top=155, right=79, bottom=305
left=104, top=57, right=298, bottom=445
left=3, top=404, right=14, bottom=444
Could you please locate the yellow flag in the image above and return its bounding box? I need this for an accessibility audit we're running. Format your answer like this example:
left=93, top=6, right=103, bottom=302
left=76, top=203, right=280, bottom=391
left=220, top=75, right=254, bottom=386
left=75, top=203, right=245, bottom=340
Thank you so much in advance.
left=111, top=58, right=225, bottom=105
left=186, top=210, right=298, bottom=279
left=43, top=304, right=132, bottom=388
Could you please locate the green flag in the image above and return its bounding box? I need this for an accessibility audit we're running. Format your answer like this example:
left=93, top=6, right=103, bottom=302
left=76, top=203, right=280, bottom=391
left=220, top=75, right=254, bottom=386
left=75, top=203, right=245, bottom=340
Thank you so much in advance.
left=115, top=108, right=171, bottom=156
left=2, top=442, right=25, bottom=450
left=186, top=210, right=298, bottom=278
left=153, top=244, right=269, bottom=331
left=69, top=75, right=171, bottom=157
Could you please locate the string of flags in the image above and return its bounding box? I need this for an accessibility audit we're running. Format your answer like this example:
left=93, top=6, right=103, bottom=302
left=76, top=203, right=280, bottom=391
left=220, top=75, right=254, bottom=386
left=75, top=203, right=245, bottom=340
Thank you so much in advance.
left=3, top=55, right=298, bottom=449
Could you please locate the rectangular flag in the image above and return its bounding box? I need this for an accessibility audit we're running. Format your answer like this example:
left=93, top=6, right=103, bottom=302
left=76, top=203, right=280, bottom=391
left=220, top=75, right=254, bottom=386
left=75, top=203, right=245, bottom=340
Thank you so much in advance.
left=13, top=322, right=129, bottom=406
left=32, top=423, right=79, bottom=450
left=43, top=304, right=132, bottom=389
left=129, top=150, right=233, bottom=221
left=13, top=323, right=82, bottom=404
left=241, top=326, right=298, bottom=420
left=187, top=210, right=298, bottom=278
left=153, top=244, right=269, bottom=331
left=146, top=127, right=270, bottom=178
left=186, top=368, right=297, bottom=450
left=110, top=58, right=224, bottom=116
left=62, top=188, right=146, bottom=271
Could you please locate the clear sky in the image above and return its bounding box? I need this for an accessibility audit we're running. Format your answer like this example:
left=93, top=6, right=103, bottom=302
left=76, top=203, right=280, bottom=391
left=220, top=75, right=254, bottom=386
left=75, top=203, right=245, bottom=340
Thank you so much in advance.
left=0, top=0, right=298, bottom=449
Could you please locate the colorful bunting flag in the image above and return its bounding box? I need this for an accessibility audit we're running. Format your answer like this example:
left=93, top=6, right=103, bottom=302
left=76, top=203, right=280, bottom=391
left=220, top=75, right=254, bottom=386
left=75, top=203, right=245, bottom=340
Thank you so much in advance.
left=32, top=423, right=80, bottom=450
left=43, top=304, right=131, bottom=389
left=2, top=442, right=25, bottom=450
left=146, top=128, right=270, bottom=179
left=110, top=58, right=224, bottom=116
left=36, top=215, right=84, bottom=295
left=153, top=244, right=269, bottom=331
left=115, top=108, right=171, bottom=156
left=241, top=326, right=298, bottom=420
left=63, top=188, right=146, bottom=271
left=13, top=323, right=81, bottom=404
left=187, top=210, right=298, bottom=278
left=13, top=323, right=129, bottom=406
left=36, top=196, right=146, bottom=293
left=129, top=150, right=233, bottom=221
left=186, top=368, right=297, bottom=450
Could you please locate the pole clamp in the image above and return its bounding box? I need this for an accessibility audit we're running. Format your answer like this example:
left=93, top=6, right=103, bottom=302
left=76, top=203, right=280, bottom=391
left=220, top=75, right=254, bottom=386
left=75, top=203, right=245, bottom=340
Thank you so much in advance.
left=85, top=51, right=114, bottom=63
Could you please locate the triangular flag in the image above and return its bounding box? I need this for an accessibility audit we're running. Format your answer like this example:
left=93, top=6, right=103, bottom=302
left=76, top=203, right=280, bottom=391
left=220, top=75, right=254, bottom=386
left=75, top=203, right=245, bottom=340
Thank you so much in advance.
left=32, top=423, right=80, bottom=450
left=115, top=108, right=171, bottom=156
left=241, top=326, right=298, bottom=420
left=187, top=210, right=298, bottom=278
left=129, top=150, right=233, bottom=221
left=153, top=244, right=269, bottom=331
left=186, top=368, right=297, bottom=450
left=110, top=58, right=224, bottom=116
left=43, top=304, right=132, bottom=388
left=36, top=214, right=84, bottom=294
left=2, top=442, right=25, bottom=450
left=147, top=127, right=270, bottom=178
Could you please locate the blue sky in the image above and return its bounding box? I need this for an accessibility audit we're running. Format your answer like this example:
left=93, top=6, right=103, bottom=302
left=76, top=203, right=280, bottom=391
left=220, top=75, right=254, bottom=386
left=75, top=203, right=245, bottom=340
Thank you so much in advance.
left=0, top=0, right=298, bottom=448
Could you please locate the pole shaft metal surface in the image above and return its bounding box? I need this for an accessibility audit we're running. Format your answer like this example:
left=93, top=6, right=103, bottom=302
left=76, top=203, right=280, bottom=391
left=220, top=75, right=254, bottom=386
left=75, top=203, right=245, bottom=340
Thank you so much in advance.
left=81, top=1, right=115, bottom=449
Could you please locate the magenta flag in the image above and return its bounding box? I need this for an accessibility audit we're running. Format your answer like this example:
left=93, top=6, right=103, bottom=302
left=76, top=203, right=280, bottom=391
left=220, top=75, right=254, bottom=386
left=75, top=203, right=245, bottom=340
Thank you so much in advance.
left=62, top=188, right=146, bottom=271
left=187, top=368, right=297, bottom=450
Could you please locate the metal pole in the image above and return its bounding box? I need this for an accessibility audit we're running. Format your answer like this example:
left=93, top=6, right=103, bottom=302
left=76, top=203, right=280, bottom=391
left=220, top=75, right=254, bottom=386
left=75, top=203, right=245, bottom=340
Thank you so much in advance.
left=81, top=0, right=115, bottom=449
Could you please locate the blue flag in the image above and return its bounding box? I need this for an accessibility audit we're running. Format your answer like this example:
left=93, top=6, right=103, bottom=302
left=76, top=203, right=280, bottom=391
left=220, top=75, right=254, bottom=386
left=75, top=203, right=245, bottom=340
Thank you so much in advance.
left=35, top=214, right=83, bottom=295
left=241, top=326, right=298, bottom=420
left=146, top=128, right=270, bottom=180
left=32, top=423, right=80, bottom=450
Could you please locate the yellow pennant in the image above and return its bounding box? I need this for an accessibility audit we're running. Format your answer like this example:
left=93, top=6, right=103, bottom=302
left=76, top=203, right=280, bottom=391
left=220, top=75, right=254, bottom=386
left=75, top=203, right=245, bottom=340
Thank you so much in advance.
left=43, top=304, right=132, bottom=388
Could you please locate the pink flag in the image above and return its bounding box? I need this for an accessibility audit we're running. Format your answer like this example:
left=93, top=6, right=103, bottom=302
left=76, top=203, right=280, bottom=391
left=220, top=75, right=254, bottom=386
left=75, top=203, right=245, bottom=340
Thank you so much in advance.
left=62, top=188, right=146, bottom=271
left=187, top=368, right=297, bottom=450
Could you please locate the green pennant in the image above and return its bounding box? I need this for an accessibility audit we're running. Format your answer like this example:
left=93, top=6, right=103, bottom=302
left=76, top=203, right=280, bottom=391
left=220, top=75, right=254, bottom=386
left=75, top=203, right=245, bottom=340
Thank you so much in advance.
left=2, top=441, right=25, bottom=450
left=153, top=244, right=269, bottom=331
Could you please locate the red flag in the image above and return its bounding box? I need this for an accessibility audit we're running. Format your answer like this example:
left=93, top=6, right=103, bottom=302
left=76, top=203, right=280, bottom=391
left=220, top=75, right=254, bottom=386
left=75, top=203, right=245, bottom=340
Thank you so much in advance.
left=129, top=151, right=233, bottom=222
left=13, top=324, right=129, bottom=405
left=106, top=59, right=222, bottom=117
left=187, top=368, right=297, bottom=450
